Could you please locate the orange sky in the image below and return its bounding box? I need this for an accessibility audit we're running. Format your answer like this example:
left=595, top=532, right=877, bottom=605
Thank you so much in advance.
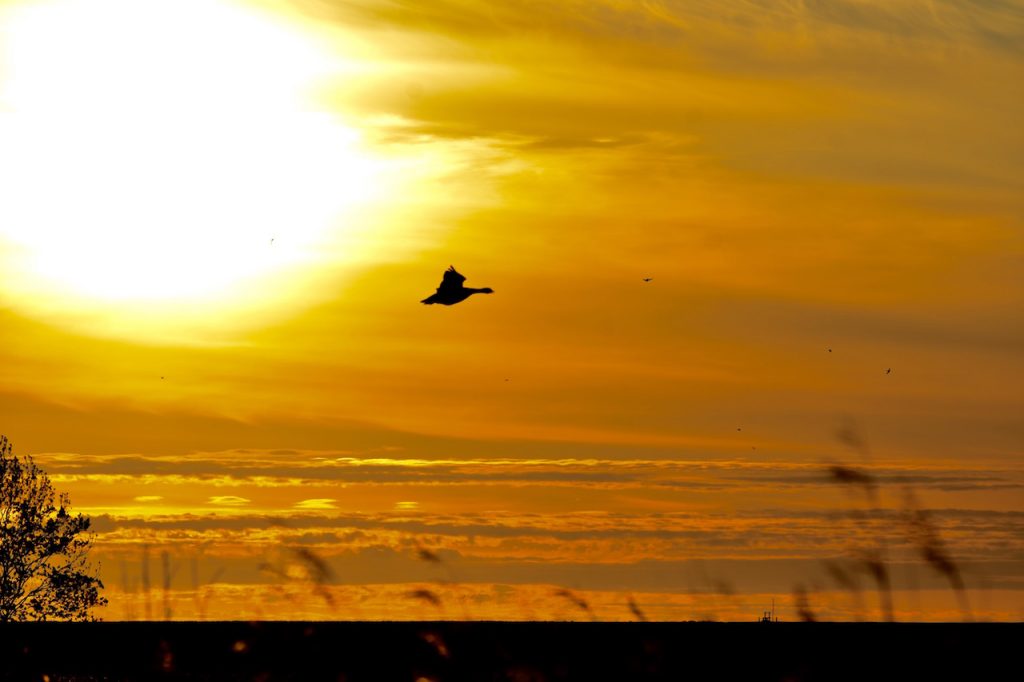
left=1, top=0, right=1022, bottom=621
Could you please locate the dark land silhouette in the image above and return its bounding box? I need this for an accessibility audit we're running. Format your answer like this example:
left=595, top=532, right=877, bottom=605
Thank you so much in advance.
left=421, top=266, right=494, bottom=305
left=0, top=621, right=1018, bottom=681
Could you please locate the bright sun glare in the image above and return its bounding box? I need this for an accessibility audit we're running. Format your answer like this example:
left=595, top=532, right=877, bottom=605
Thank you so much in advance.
left=0, top=0, right=395, bottom=340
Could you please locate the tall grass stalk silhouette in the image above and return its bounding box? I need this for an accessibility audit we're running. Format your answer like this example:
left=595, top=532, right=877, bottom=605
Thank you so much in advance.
left=627, top=595, right=649, bottom=622
left=191, top=556, right=224, bottom=622
left=141, top=544, right=152, bottom=621
left=258, top=543, right=337, bottom=612
left=120, top=558, right=137, bottom=621
left=554, top=588, right=596, bottom=621
left=407, top=588, right=444, bottom=611
left=793, top=584, right=816, bottom=622
left=824, top=417, right=971, bottom=622
left=902, top=489, right=972, bottom=621
left=161, top=550, right=176, bottom=620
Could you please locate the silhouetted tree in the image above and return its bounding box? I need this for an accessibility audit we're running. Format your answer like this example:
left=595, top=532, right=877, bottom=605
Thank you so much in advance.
left=0, top=435, right=107, bottom=621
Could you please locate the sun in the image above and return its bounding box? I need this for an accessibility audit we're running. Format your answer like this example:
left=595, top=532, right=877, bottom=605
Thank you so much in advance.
left=0, top=0, right=396, bottom=341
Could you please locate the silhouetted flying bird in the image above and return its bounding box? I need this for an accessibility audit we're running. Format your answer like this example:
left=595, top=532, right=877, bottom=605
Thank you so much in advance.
left=421, top=266, right=493, bottom=305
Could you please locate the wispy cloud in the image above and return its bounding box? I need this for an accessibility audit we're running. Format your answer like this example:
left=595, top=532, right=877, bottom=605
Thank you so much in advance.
left=36, top=450, right=1024, bottom=493
left=207, top=495, right=251, bottom=507
left=294, top=498, right=338, bottom=510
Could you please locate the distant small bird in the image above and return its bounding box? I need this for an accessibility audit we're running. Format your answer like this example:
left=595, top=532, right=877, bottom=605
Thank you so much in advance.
left=886, top=368, right=892, bottom=374
left=642, top=277, right=653, bottom=282
left=160, top=376, right=164, bottom=380
left=827, top=348, right=832, bottom=353
left=421, top=266, right=493, bottom=305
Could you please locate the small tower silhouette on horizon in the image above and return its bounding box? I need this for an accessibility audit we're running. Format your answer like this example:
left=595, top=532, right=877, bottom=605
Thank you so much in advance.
left=760, top=598, right=778, bottom=623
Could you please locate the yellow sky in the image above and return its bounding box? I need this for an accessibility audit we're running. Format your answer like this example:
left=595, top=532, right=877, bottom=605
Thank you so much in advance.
left=1, top=0, right=1022, bottom=621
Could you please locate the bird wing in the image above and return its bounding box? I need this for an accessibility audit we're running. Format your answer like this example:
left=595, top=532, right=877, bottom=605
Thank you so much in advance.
left=438, top=265, right=466, bottom=290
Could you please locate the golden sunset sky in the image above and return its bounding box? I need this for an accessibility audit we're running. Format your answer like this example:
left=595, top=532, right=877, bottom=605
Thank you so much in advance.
left=1, top=0, right=1022, bottom=621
